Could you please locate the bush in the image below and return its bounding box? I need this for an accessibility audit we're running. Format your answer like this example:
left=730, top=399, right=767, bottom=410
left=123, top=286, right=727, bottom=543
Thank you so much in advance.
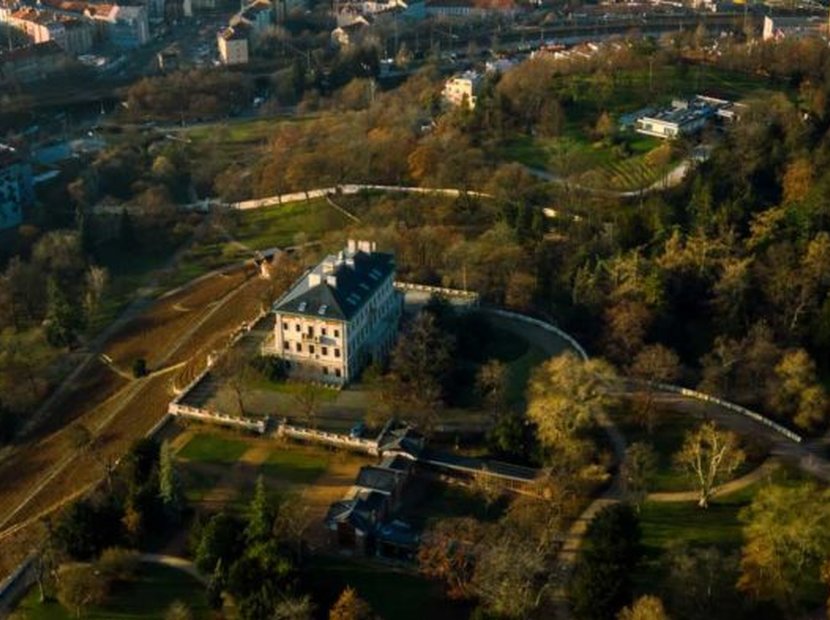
left=132, top=358, right=148, bottom=378
left=250, top=356, right=286, bottom=382
left=97, top=547, right=140, bottom=583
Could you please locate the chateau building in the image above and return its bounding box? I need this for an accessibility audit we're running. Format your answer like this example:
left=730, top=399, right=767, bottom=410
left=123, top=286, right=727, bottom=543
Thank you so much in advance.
left=269, top=240, right=402, bottom=385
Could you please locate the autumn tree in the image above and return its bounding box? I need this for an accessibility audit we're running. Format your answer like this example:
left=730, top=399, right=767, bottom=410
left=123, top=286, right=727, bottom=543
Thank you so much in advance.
left=617, top=595, right=669, bottom=620
left=674, top=422, right=745, bottom=508
left=418, top=517, right=487, bottom=600
left=58, top=564, right=109, bottom=618
left=738, top=483, right=830, bottom=612
left=768, top=348, right=828, bottom=431
left=628, top=344, right=681, bottom=433
left=476, top=359, right=508, bottom=422
left=526, top=352, right=616, bottom=466
left=329, top=587, right=375, bottom=620
left=621, top=442, right=657, bottom=511
left=388, top=311, right=455, bottom=428
left=570, top=504, right=642, bottom=620
left=603, top=299, right=653, bottom=365
left=664, top=544, right=739, bottom=619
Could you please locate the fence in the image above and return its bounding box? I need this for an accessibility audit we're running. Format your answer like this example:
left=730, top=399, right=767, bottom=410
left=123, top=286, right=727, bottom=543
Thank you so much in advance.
left=168, top=403, right=268, bottom=434
left=393, top=281, right=480, bottom=302
left=630, top=379, right=803, bottom=444
left=482, top=309, right=801, bottom=444
left=481, top=308, right=589, bottom=361
left=276, top=421, right=378, bottom=454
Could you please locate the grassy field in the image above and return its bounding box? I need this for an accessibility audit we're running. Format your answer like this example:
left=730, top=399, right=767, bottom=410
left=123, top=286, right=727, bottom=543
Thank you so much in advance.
left=177, top=433, right=250, bottom=463
left=304, top=556, right=470, bottom=620
left=172, top=199, right=351, bottom=284
left=263, top=446, right=330, bottom=485
left=13, top=564, right=208, bottom=620
left=633, top=466, right=819, bottom=613
left=614, top=401, right=766, bottom=493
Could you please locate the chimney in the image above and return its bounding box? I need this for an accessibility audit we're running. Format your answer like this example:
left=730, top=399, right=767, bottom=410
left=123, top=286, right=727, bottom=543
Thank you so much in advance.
left=326, top=274, right=337, bottom=287
left=347, top=239, right=357, bottom=254
left=308, top=272, right=321, bottom=286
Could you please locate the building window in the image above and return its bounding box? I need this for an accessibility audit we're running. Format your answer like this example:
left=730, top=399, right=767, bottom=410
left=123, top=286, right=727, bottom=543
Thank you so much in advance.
left=322, top=346, right=328, bottom=356
left=307, top=326, right=314, bottom=336
left=309, top=345, right=315, bottom=354
left=335, top=369, right=342, bottom=378
left=295, top=324, right=300, bottom=332
left=283, top=342, right=289, bottom=350
left=282, top=322, right=288, bottom=330
left=296, top=343, right=302, bottom=352
left=334, top=348, right=340, bottom=358
left=334, top=329, right=340, bottom=338
left=322, top=367, right=328, bottom=375
left=322, top=327, right=327, bottom=336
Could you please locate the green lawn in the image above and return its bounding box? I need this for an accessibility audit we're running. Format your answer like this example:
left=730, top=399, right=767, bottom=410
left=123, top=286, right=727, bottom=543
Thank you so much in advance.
left=262, top=447, right=330, bottom=485
left=500, top=63, right=779, bottom=186
left=505, top=343, right=548, bottom=406
left=177, top=433, right=250, bottom=464
left=180, top=466, right=224, bottom=503
left=171, top=199, right=351, bottom=284
left=14, top=564, right=208, bottom=620
left=304, top=556, right=470, bottom=620
left=614, top=402, right=765, bottom=493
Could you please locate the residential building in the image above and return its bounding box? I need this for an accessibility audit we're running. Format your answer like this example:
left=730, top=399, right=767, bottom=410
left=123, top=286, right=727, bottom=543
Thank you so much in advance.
left=34, top=0, right=148, bottom=48
left=2, top=7, right=92, bottom=54
left=442, top=70, right=482, bottom=109
left=0, top=145, right=34, bottom=230
left=217, top=23, right=248, bottom=65
left=98, top=5, right=148, bottom=48
left=0, top=40, right=66, bottom=84
left=426, top=0, right=517, bottom=17
left=325, top=423, right=420, bottom=558
left=232, top=0, right=271, bottom=33
left=269, top=240, right=402, bottom=386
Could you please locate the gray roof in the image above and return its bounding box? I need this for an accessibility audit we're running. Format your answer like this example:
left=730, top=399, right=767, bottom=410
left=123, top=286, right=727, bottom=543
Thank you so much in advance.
left=274, top=249, right=394, bottom=321
left=355, top=465, right=403, bottom=494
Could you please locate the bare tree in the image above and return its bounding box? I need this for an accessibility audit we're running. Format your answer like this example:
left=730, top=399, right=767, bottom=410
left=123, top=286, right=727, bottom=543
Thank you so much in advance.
left=675, top=422, right=745, bottom=508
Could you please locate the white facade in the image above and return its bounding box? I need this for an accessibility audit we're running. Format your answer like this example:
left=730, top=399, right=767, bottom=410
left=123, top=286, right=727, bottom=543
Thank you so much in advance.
left=270, top=240, right=402, bottom=385
left=442, top=71, right=482, bottom=109
left=217, top=27, right=248, bottom=64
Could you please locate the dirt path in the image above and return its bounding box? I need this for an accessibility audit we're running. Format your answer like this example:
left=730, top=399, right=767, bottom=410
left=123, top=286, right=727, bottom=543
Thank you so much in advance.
left=300, top=454, right=368, bottom=550
left=647, top=459, right=780, bottom=503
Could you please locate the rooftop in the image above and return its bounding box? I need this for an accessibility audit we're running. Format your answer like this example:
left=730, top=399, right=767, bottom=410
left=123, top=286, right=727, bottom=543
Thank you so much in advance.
left=274, top=240, right=395, bottom=321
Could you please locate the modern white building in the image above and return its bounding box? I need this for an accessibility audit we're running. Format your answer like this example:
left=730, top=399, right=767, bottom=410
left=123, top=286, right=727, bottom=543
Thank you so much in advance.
left=269, top=240, right=402, bottom=385
left=635, top=95, right=737, bottom=139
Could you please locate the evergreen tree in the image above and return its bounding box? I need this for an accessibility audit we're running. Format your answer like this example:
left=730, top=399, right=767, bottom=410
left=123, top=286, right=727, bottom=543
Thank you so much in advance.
left=158, top=440, right=182, bottom=522
left=245, top=476, right=273, bottom=544
left=118, top=208, right=136, bottom=250
left=45, top=277, right=84, bottom=347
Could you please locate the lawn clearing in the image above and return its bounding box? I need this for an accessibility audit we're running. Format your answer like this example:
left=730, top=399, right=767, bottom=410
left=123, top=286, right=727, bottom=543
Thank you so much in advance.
left=304, top=556, right=470, bottom=620
left=615, top=401, right=767, bottom=493
left=262, top=445, right=330, bottom=485
left=14, top=563, right=208, bottom=620
left=177, top=433, right=250, bottom=464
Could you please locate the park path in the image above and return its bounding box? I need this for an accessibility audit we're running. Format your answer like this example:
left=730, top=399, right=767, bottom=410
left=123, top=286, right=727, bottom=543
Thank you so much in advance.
left=647, top=458, right=780, bottom=503
left=138, top=554, right=206, bottom=585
